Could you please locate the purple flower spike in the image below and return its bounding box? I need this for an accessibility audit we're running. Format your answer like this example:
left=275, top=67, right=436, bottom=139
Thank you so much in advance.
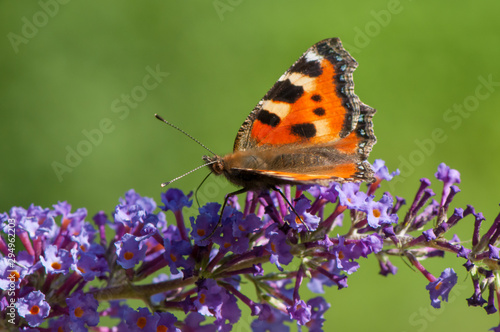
left=287, top=299, right=311, bottom=325
left=379, top=259, right=398, bottom=276
left=335, top=183, right=367, bottom=209
left=485, top=283, right=498, bottom=315
left=4, top=159, right=500, bottom=330
left=39, top=245, right=73, bottom=275
left=161, top=188, right=193, bottom=212
left=467, top=277, right=487, bottom=307
left=368, top=160, right=400, bottom=195
left=17, top=291, right=51, bottom=327
left=372, top=159, right=400, bottom=181
left=306, top=297, right=330, bottom=331
left=463, top=260, right=474, bottom=271
left=442, top=185, right=461, bottom=213
left=446, top=208, right=464, bottom=227
left=392, top=196, right=406, bottom=214
left=472, top=211, right=486, bottom=247
left=413, top=188, right=436, bottom=216
left=125, top=307, right=160, bottom=331
left=190, top=202, right=221, bottom=245
left=252, top=304, right=291, bottom=332
left=156, top=312, right=180, bottom=332
left=457, top=246, right=472, bottom=259
left=488, top=245, right=500, bottom=259
left=121, top=189, right=157, bottom=214
left=435, top=163, right=461, bottom=206
left=408, top=178, right=432, bottom=214
left=66, top=290, right=100, bottom=329
left=114, top=233, right=148, bottom=269
left=362, top=194, right=398, bottom=228
left=265, top=225, right=293, bottom=271
left=414, top=199, right=440, bottom=229
left=425, top=268, right=457, bottom=308
left=284, top=195, right=320, bottom=232
left=435, top=163, right=461, bottom=184
left=163, top=238, right=193, bottom=275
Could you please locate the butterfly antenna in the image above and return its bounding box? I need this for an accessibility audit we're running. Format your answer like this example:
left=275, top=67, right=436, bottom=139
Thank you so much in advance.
left=161, top=161, right=217, bottom=187
left=155, top=114, right=216, bottom=155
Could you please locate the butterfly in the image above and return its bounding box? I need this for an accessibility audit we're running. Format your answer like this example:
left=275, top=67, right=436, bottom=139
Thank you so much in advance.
left=203, top=38, right=376, bottom=195
left=157, top=38, right=376, bottom=228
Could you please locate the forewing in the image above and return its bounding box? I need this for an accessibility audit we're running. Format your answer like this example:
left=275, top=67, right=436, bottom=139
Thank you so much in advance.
left=233, top=38, right=372, bottom=152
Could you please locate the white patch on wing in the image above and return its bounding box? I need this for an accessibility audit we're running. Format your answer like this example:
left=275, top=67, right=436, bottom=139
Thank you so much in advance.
left=285, top=72, right=317, bottom=93
left=260, top=100, right=290, bottom=119
left=305, top=51, right=323, bottom=62
left=313, top=119, right=332, bottom=138
left=277, top=73, right=288, bottom=82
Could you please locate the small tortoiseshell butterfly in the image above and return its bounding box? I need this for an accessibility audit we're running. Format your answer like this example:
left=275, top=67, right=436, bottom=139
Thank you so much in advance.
left=157, top=38, right=376, bottom=217
left=204, top=38, right=376, bottom=191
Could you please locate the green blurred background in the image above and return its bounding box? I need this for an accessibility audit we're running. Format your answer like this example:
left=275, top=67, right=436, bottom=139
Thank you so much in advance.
left=1, top=0, right=500, bottom=330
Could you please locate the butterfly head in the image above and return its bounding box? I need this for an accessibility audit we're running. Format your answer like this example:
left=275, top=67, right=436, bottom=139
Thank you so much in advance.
left=203, top=155, right=225, bottom=175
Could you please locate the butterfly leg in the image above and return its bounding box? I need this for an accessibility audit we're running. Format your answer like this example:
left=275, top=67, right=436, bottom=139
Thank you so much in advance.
left=194, top=172, right=213, bottom=208
left=203, top=187, right=248, bottom=240
left=272, top=186, right=310, bottom=232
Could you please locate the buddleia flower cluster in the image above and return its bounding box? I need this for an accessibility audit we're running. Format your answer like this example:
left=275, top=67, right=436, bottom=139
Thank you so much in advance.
left=1, top=160, right=500, bottom=331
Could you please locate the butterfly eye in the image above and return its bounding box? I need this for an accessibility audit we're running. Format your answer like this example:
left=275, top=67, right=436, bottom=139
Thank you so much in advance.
left=212, top=161, right=224, bottom=174
left=204, top=155, right=225, bottom=175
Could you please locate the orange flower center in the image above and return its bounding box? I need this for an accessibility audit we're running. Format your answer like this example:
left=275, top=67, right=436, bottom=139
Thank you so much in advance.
left=74, top=307, right=84, bottom=318
left=51, top=262, right=62, bottom=270
left=30, top=305, right=40, bottom=315
left=169, top=253, right=177, bottom=262
left=137, top=316, right=147, bottom=329
left=61, top=218, right=71, bottom=229
left=9, top=270, right=20, bottom=282
left=124, top=252, right=134, bottom=260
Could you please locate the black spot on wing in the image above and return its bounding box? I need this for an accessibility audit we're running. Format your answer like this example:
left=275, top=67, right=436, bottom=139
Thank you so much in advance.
left=256, top=110, right=281, bottom=127
left=263, top=79, right=304, bottom=104
left=291, top=123, right=316, bottom=138
left=289, top=57, right=323, bottom=77
left=313, top=107, right=325, bottom=116
left=311, top=94, right=322, bottom=102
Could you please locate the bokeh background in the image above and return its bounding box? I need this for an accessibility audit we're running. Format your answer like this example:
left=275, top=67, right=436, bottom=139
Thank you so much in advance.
left=2, top=1, right=500, bottom=331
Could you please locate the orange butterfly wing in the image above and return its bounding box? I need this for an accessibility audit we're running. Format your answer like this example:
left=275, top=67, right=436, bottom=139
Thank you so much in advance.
left=217, top=38, right=376, bottom=188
